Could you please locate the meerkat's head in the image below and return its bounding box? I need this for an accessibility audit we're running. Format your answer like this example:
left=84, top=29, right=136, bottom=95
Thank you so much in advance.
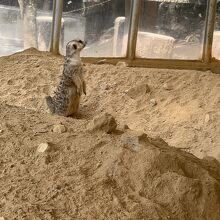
left=66, top=39, right=86, bottom=58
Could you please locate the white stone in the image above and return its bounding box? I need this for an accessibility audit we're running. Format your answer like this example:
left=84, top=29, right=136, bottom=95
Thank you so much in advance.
left=37, top=143, right=50, bottom=153
left=100, top=82, right=110, bottom=91
left=150, top=99, right=157, bottom=106
left=52, top=124, right=66, bottom=133
left=204, top=114, right=210, bottom=123
left=116, top=61, right=128, bottom=67
left=163, top=83, right=173, bottom=90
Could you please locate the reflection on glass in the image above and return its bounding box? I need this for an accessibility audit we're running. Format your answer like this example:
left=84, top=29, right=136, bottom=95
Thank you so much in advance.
left=0, top=0, right=53, bottom=56
left=61, top=0, right=130, bottom=57
left=0, top=0, right=22, bottom=56
left=137, top=0, right=207, bottom=60
left=213, top=1, right=220, bottom=60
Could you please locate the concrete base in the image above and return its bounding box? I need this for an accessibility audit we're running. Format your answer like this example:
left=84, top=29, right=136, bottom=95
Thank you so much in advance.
left=121, top=31, right=175, bottom=58
left=213, top=31, right=220, bottom=60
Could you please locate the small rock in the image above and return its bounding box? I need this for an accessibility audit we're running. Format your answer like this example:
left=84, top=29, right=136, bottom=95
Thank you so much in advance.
left=87, top=113, right=117, bottom=134
left=100, top=82, right=110, bottom=91
left=120, top=130, right=149, bottom=152
left=150, top=99, right=157, bottom=106
left=117, top=124, right=130, bottom=133
left=127, top=83, right=150, bottom=99
left=163, top=83, right=173, bottom=90
left=204, top=114, right=210, bottom=123
left=116, top=61, right=128, bottom=67
left=52, top=124, right=66, bottom=133
left=37, top=142, right=50, bottom=153
left=96, top=161, right=102, bottom=168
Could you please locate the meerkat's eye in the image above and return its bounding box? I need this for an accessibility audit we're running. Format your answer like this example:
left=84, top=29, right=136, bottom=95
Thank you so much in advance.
left=73, top=44, right=77, bottom=50
left=78, top=40, right=83, bottom=44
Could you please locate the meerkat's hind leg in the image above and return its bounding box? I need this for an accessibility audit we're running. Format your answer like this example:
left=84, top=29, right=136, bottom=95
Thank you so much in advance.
left=46, top=96, right=55, bottom=113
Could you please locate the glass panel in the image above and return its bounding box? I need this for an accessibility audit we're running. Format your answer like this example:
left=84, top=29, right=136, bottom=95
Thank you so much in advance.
left=0, top=1, right=22, bottom=56
left=213, top=1, right=220, bottom=60
left=137, top=0, right=208, bottom=60
left=0, top=0, right=53, bottom=57
left=61, top=0, right=130, bottom=57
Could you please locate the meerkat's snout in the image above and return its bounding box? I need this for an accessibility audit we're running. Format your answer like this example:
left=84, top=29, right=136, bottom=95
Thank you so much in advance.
left=78, top=40, right=87, bottom=49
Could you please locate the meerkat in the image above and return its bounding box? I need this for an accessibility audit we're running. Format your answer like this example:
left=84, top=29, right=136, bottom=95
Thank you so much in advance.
left=46, top=39, right=87, bottom=116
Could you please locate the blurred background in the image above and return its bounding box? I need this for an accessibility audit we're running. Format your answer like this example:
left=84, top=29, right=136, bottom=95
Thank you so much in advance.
left=0, top=0, right=219, bottom=60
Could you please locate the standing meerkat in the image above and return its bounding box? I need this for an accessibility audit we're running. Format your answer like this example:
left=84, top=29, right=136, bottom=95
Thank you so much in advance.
left=46, top=39, right=86, bottom=116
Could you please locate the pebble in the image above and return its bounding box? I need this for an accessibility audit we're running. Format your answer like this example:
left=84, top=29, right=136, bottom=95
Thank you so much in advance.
left=117, top=124, right=130, bottom=133
left=37, top=142, right=50, bottom=153
left=52, top=124, right=66, bottom=133
left=100, top=82, right=110, bottom=91
left=150, top=99, right=157, bottom=106
left=116, top=61, right=128, bottom=67
left=204, top=114, right=210, bottom=123
left=96, top=161, right=102, bottom=168
left=163, top=83, right=173, bottom=90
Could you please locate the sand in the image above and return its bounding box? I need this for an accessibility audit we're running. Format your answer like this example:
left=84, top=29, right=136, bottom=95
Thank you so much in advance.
left=0, top=48, right=220, bottom=219
left=1, top=48, right=220, bottom=158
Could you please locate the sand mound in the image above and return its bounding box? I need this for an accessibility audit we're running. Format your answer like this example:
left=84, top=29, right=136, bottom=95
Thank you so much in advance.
left=0, top=49, right=220, bottom=159
left=0, top=49, right=220, bottom=219
left=0, top=104, right=220, bottom=220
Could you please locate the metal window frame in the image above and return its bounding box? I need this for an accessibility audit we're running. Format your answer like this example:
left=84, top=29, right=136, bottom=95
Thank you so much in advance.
left=50, top=0, right=220, bottom=72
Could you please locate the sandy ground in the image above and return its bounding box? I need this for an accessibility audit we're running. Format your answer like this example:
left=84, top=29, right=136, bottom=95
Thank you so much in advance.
left=0, top=48, right=220, bottom=219
left=0, top=48, right=220, bottom=158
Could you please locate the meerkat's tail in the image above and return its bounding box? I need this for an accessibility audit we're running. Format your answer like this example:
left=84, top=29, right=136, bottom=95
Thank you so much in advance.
left=45, top=96, right=55, bottom=113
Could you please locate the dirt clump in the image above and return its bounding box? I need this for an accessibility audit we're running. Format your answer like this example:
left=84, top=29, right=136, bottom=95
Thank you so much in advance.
left=87, top=112, right=117, bottom=133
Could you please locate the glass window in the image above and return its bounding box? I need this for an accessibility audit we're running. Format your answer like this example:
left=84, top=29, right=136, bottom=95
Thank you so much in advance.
left=61, top=0, right=130, bottom=57
left=0, top=0, right=22, bottom=56
left=136, top=0, right=208, bottom=60
left=213, top=1, right=220, bottom=60
left=0, top=0, right=53, bottom=57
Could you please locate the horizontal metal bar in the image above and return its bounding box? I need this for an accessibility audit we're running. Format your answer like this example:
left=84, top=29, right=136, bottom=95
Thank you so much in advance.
left=82, top=57, right=220, bottom=73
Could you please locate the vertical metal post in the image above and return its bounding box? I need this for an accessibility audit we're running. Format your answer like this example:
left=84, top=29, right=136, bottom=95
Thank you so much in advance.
left=203, top=0, right=217, bottom=63
left=50, top=0, right=63, bottom=54
left=126, top=0, right=142, bottom=60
